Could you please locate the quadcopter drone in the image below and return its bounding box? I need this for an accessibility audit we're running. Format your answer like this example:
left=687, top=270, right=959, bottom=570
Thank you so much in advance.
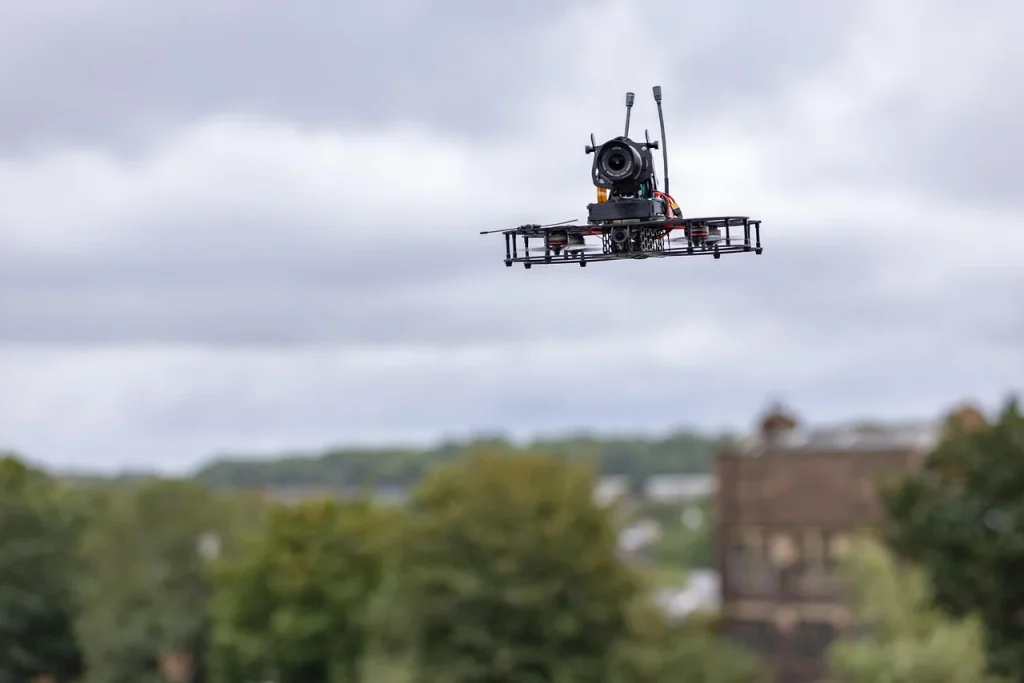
left=481, top=86, right=763, bottom=268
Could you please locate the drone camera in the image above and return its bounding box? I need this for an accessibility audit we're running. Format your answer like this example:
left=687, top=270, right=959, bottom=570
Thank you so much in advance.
left=594, top=137, right=653, bottom=189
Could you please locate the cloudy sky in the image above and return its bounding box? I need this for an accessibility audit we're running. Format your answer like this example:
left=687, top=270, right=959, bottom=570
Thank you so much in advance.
left=1, top=0, right=1021, bottom=473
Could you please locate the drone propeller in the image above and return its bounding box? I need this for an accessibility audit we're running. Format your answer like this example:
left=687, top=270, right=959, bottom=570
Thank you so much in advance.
left=525, top=244, right=602, bottom=253
left=527, top=238, right=602, bottom=253
left=479, top=219, right=578, bottom=235
left=668, top=224, right=724, bottom=245
left=526, top=233, right=602, bottom=254
left=667, top=236, right=724, bottom=247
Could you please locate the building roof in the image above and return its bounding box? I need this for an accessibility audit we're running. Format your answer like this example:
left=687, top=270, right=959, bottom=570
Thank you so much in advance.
left=594, top=475, right=630, bottom=505
left=741, top=422, right=939, bottom=455
left=643, top=474, right=716, bottom=500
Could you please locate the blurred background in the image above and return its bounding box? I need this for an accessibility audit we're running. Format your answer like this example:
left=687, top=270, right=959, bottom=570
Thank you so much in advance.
left=0, top=0, right=1021, bottom=682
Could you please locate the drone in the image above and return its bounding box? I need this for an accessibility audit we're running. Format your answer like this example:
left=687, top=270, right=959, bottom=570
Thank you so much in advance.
left=481, top=86, right=763, bottom=268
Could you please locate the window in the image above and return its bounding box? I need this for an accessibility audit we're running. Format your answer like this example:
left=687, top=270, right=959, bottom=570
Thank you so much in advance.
left=797, top=530, right=848, bottom=594
left=794, top=621, right=837, bottom=659
left=727, top=540, right=748, bottom=589
left=823, top=533, right=847, bottom=591
left=798, top=529, right=825, bottom=592
left=726, top=619, right=777, bottom=657
left=726, top=530, right=778, bottom=595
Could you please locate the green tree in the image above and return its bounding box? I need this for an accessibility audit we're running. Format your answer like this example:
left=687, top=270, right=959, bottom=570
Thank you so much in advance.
left=0, top=455, right=84, bottom=683
left=827, top=534, right=1003, bottom=683
left=881, top=397, right=1024, bottom=679
left=395, top=451, right=640, bottom=683
left=208, top=497, right=395, bottom=683
left=609, top=601, right=766, bottom=683
left=74, top=478, right=255, bottom=683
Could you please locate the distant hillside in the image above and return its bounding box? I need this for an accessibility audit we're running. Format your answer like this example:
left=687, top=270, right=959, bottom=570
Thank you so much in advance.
left=194, top=430, right=736, bottom=491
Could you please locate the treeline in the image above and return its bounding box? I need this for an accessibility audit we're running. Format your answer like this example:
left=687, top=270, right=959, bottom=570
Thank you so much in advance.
left=1, top=450, right=762, bottom=683
left=194, top=430, right=735, bottom=490
left=5, top=398, right=1023, bottom=683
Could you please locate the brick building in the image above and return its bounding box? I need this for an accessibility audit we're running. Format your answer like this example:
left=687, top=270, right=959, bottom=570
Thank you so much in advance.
left=714, top=404, right=938, bottom=683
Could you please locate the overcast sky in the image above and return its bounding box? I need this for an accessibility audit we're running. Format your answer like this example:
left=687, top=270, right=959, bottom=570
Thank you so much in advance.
left=1, top=0, right=1021, bottom=473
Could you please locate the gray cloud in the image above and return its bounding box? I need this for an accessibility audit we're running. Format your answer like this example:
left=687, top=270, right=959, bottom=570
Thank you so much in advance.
left=0, top=0, right=574, bottom=152
left=869, top=87, right=1024, bottom=210
left=0, top=223, right=1017, bottom=353
left=0, top=0, right=861, bottom=155
left=7, top=303, right=1017, bottom=474
left=667, top=1, right=861, bottom=114
left=773, top=0, right=1024, bottom=209
left=1, top=0, right=1022, bottom=472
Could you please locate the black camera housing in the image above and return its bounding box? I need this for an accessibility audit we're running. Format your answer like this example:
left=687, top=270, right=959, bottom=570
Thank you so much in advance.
left=589, top=136, right=656, bottom=196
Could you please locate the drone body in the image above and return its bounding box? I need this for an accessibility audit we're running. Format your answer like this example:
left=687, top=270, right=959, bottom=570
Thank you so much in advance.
left=481, top=86, right=763, bottom=268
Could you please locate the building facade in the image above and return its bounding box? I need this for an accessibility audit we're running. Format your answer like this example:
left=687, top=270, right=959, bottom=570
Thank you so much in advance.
left=714, top=405, right=937, bottom=683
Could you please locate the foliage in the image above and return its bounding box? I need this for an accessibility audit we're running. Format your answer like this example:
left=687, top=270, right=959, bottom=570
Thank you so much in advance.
left=208, top=497, right=397, bottom=683
left=0, top=445, right=769, bottom=683
left=880, top=397, right=1024, bottom=679
left=827, top=534, right=1004, bottom=683
left=194, top=430, right=735, bottom=491
left=0, top=455, right=84, bottom=683
left=609, top=600, right=767, bottom=683
left=395, top=451, right=641, bottom=683
left=73, top=477, right=261, bottom=683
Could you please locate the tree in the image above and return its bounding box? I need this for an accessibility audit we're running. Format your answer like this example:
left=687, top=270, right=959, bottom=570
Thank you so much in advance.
left=609, top=601, right=767, bottom=683
left=881, top=397, right=1024, bottom=679
left=73, top=478, right=256, bottom=683
left=827, top=534, right=1004, bottom=683
left=0, top=455, right=84, bottom=683
left=394, top=451, right=641, bottom=683
left=208, top=497, right=396, bottom=683
left=194, top=430, right=735, bottom=491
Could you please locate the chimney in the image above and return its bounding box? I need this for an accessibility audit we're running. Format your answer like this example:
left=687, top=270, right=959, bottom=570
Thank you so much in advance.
left=759, top=402, right=800, bottom=447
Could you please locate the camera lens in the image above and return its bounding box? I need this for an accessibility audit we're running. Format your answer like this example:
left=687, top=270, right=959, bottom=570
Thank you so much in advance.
left=596, top=140, right=639, bottom=182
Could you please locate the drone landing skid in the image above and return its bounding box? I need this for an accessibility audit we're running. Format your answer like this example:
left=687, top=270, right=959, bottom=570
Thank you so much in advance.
left=499, top=216, right=763, bottom=269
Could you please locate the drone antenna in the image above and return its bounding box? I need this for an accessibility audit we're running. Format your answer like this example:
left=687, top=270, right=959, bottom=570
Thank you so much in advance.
left=624, top=92, right=635, bottom=137
left=652, top=85, right=670, bottom=195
